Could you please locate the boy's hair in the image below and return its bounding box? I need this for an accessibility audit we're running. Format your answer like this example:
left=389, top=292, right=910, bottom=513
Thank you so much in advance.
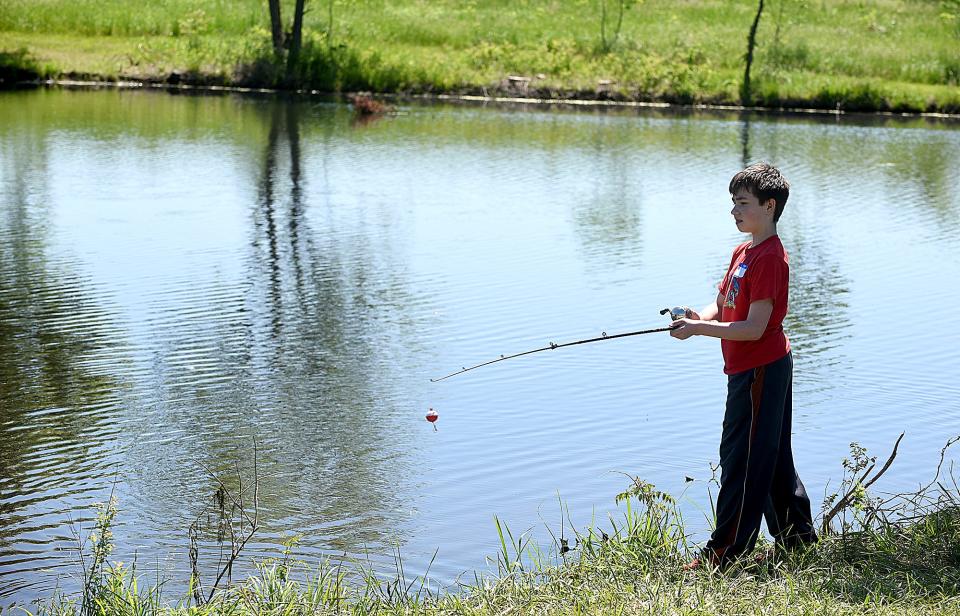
left=729, top=162, right=790, bottom=222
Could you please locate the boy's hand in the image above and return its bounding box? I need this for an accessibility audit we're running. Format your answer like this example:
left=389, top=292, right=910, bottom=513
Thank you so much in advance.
left=684, top=308, right=701, bottom=320
left=670, top=318, right=699, bottom=340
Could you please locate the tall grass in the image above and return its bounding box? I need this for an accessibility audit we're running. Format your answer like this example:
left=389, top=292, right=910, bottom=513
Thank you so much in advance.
left=0, top=0, right=263, bottom=38
left=26, top=438, right=960, bottom=615
left=35, top=499, right=960, bottom=615
left=1, top=1, right=959, bottom=112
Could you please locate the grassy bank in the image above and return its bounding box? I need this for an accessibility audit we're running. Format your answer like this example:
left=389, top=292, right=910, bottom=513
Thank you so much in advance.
left=30, top=497, right=960, bottom=615
left=26, top=439, right=960, bottom=616
left=1, top=0, right=960, bottom=113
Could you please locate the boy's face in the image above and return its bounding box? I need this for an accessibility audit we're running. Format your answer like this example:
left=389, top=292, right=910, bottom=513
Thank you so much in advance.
left=730, top=189, right=775, bottom=234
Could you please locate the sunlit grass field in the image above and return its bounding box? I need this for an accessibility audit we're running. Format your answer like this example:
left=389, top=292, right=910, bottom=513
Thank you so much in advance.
left=2, top=0, right=959, bottom=112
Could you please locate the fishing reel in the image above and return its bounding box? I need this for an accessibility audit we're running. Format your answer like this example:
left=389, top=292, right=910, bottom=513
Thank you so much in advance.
left=660, top=306, right=691, bottom=322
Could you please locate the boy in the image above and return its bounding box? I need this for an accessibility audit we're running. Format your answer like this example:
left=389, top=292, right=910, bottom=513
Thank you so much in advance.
left=669, top=162, right=817, bottom=569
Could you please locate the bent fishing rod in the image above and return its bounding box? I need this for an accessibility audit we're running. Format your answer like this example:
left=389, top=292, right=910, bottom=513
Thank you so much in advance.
left=430, top=307, right=689, bottom=382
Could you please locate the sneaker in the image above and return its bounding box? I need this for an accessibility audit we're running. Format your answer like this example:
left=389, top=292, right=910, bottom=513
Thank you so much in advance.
left=683, top=551, right=722, bottom=572
left=753, top=547, right=776, bottom=564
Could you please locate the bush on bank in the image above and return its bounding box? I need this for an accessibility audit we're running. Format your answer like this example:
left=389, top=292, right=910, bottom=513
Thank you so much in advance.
left=0, top=48, right=51, bottom=86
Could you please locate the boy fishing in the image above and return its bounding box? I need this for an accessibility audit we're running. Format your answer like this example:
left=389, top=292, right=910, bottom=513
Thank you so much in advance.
left=669, top=162, right=817, bottom=569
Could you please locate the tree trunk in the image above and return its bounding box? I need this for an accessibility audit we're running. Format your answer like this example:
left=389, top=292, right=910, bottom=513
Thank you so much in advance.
left=268, top=0, right=284, bottom=56
left=741, top=0, right=764, bottom=105
left=326, top=0, right=334, bottom=48
left=286, top=0, right=307, bottom=79
left=600, top=0, right=608, bottom=51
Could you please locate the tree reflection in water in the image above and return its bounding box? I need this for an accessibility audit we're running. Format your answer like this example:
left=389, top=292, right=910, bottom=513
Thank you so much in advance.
left=0, top=118, right=129, bottom=596
left=123, top=98, right=422, bottom=581
left=0, top=90, right=957, bottom=605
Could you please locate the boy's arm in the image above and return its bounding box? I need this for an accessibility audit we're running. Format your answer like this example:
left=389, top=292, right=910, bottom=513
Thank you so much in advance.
left=671, top=299, right=773, bottom=341
left=684, top=292, right=723, bottom=322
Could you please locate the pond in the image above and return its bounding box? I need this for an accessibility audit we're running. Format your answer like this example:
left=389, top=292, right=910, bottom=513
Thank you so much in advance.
left=1, top=88, right=959, bottom=605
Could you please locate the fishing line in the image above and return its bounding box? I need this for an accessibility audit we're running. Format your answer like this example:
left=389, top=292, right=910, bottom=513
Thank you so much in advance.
left=430, top=307, right=687, bottom=382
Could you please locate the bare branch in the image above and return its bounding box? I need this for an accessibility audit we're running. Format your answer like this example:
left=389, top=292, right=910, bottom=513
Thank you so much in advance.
left=189, top=439, right=263, bottom=605
left=915, top=435, right=960, bottom=495
left=862, top=432, right=906, bottom=492
left=821, top=432, right=904, bottom=534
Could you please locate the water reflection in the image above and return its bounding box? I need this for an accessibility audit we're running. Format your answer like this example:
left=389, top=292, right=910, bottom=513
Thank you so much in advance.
left=781, top=219, right=853, bottom=399
left=119, top=98, right=426, bottom=583
left=881, top=135, right=959, bottom=228
left=572, top=138, right=644, bottom=270
left=740, top=113, right=752, bottom=167
left=730, top=112, right=854, bottom=392
left=0, top=90, right=958, bottom=605
left=0, top=125, right=128, bottom=596
left=245, top=100, right=425, bottom=551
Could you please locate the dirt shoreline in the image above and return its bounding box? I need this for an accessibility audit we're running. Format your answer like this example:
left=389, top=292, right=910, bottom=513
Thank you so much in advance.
left=8, top=76, right=960, bottom=122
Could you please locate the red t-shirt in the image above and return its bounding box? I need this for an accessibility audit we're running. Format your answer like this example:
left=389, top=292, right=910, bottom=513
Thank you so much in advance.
left=717, top=235, right=791, bottom=375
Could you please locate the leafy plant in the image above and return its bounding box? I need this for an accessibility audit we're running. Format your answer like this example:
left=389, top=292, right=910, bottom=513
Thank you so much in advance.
left=821, top=435, right=902, bottom=535
left=79, top=496, right=119, bottom=613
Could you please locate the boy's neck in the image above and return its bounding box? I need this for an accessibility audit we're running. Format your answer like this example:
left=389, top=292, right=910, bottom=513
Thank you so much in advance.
left=750, top=224, right=777, bottom=248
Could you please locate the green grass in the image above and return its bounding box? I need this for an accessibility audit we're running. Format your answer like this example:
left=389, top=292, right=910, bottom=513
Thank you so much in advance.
left=0, top=0, right=959, bottom=112
left=27, top=498, right=960, bottom=615
left=23, top=448, right=960, bottom=616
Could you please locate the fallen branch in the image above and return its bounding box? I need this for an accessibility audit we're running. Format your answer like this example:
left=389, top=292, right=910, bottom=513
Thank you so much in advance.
left=873, top=435, right=960, bottom=514
left=821, top=432, right=904, bottom=535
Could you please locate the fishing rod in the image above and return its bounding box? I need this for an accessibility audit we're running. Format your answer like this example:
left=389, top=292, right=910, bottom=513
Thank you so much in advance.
left=430, top=307, right=689, bottom=382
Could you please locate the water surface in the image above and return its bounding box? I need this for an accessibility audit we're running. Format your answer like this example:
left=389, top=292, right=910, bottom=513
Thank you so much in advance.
left=1, top=88, right=959, bottom=604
